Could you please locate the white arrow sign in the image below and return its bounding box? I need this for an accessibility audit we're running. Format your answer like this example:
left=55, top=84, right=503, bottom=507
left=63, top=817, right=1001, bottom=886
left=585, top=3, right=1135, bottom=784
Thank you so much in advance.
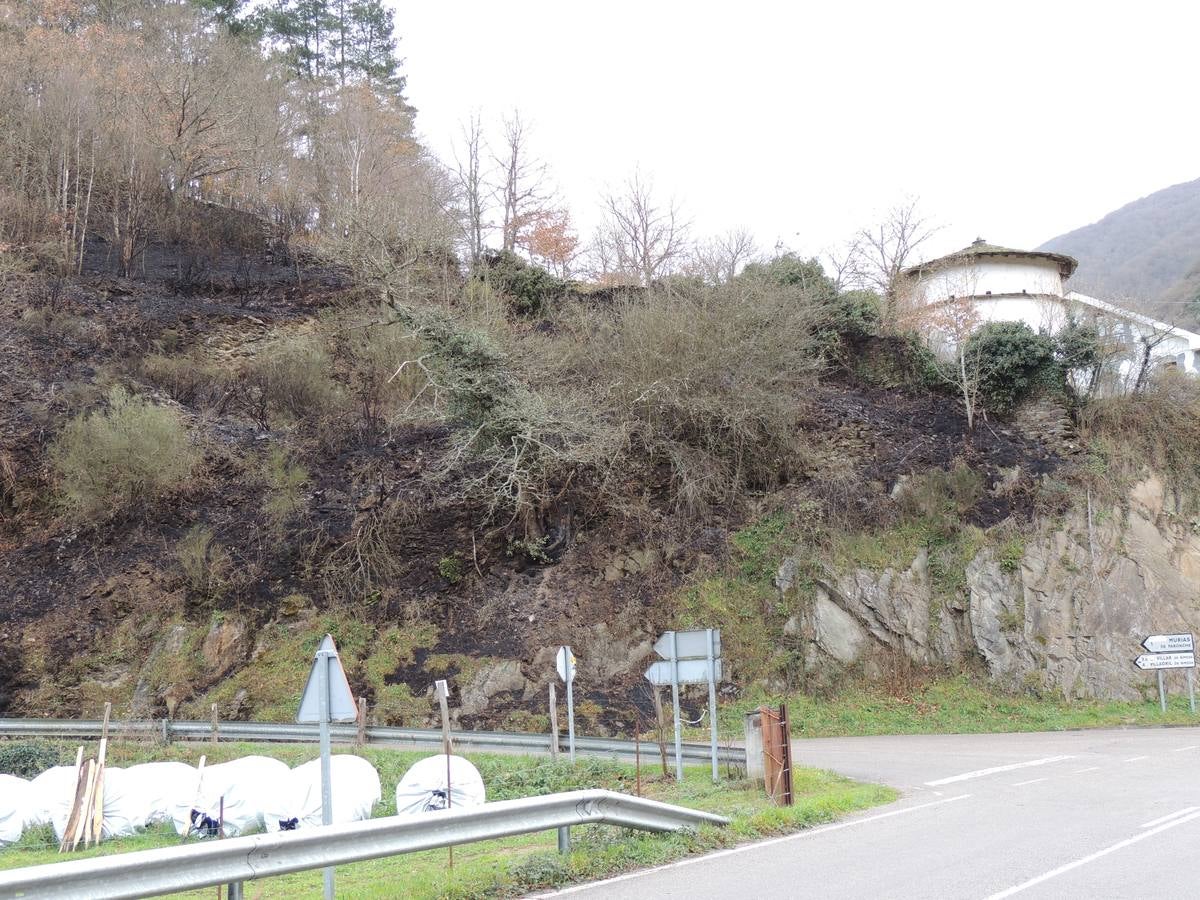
left=655, top=629, right=721, bottom=660
left=644, top=658, right=722, bottom=686
left=297, top=634, right=358, bottom=723
left=556, top=647, right=577, bottom=683
left=1134, top=652, right=1196, bottom=670
left=1142, top=633, right=1194, bottom=654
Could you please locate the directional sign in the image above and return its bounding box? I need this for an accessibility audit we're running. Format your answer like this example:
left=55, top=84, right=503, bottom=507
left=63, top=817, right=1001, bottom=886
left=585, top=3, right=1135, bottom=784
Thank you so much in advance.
left=1134, top=652, right=1196, bottom=671
left=654, top=629, right=721, bottom=660
left=297, top=634, right=358, bottom=723
left=1142, top=633, right=1194, bottom=654
left=556, top=647, right=577, bottom=683
left=644, top=658, right=722, bottom=686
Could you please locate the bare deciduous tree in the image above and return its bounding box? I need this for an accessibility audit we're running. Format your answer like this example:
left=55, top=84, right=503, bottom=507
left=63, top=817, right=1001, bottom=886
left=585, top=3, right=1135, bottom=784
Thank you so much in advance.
left=492, top=111, right=548, bottom=254
left=691, top=227, right=758, bottom=284
left=844, top=199, right=938, bottom=326
left=592, top=171, right=688, bottom=287
left=452, top=113, right=487, bottom=267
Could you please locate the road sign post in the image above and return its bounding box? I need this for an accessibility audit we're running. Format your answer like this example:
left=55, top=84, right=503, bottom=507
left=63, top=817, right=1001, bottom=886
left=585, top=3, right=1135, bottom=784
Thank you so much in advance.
left=1135, top=633, right=1196, bottom=715
left=317, top=649, right=334, bottom=899
left=298, top=635, right=357, bottom=900
left=706, top=628, right=719, bottom=784
left=645, top=629, right=723, bottom=783
left=554, top=647, right=577, bottom=854
left=556, top=647, right=577, bottom=764
left=670, top=631, right=683, bottom=781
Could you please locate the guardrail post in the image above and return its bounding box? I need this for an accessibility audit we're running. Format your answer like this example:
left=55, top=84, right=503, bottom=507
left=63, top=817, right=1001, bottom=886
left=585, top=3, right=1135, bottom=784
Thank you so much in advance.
left=161, top=717, right=170, bottom=745
left=557, top=824, right=571, bottom=854
left=227, top=880, right=244, bottom=900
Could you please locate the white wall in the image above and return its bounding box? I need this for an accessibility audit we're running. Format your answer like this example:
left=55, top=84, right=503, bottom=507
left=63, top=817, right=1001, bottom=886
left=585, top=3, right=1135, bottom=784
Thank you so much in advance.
left=915, top=257, right=1065, bottom=306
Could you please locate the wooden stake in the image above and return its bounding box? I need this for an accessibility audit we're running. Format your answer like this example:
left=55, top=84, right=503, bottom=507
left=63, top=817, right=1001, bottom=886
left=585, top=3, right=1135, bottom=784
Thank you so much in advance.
left=91, top=702, right=111, bottom=845
left=653, top=686, right=669, bottom=778
left=59, top=756, right=90, bottom=852
left=356, top=697, right=367, bottom=747
left=211, top=703, right=219, bottom=744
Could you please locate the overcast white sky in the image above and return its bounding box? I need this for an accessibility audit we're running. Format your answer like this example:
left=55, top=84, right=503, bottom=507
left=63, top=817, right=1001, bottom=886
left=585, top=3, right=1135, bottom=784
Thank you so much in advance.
left=393, top=0, right=1200, bottom=262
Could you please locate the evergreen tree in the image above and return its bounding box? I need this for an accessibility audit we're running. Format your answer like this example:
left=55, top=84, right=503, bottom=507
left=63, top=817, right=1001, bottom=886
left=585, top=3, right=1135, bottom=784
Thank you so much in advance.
left=261, top=0, right=404, bottom=94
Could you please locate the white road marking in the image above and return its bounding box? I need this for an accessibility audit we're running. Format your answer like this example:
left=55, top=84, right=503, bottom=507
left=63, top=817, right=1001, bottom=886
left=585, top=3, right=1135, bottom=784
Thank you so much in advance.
left=924, top=756, right=1074, bottom=786
left=1172, top=745, right=1199, bottom=752
left=1124, top=756, right=1148, bottom=762
left=1012, top=778, right=1047, bottom=787
left=1072, top=766, right=1101, bottom=774
left=1140, top=806, right=1199, bottom=828
left=533, top=794, right=973, bottom=898
left=984, top=810, right=1200, bottom=899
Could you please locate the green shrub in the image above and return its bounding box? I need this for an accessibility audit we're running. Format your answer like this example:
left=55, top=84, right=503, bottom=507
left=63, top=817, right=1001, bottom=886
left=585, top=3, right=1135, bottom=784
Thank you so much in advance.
left=0, top=740, right=70, bottom=777
left=261, top=448, right=309, bottom=528
left=51, top=387, right=200, bottom=521
left=964, top=321, right=1060, bottom=413
left=437, top=556, right=464, bottom=583
left=475, top=250, right=566, bottom=317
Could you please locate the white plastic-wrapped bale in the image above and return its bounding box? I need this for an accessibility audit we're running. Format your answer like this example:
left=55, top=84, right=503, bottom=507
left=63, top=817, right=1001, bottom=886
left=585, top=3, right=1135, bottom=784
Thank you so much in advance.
left=394, top=755, right=486, bottom=817
left=25, top=765, right=77, bottom=833
left=29, top=766, right=143, bottom=842
left=171, top=756, right=290, bottom=838
left=263, top=755, right=381, bottom=832
left=0, top=775, right=32, bottom=846
left=123, top=762, right=200, bottom=826
left=94, top=769, right=143, bottom=839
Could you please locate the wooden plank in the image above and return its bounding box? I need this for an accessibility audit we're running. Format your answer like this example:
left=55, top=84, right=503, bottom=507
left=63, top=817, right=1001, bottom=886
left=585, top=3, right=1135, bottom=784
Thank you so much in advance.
left=57, top=750, right=86, bottom=853
left=91, top=702, right=112, bottom=844
left=60, top=758, right=92, bottom=852
left=72, top=757, right=98, bottom=850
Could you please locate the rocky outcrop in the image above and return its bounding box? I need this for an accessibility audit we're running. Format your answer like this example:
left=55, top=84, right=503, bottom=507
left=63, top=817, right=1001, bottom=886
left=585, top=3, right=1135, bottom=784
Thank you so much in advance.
left=781, top=475, right=1200, bottom=700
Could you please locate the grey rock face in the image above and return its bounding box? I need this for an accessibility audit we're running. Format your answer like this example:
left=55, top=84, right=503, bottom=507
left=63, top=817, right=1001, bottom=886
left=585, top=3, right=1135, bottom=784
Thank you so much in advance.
left=783, top=475, right=1200, bottom=700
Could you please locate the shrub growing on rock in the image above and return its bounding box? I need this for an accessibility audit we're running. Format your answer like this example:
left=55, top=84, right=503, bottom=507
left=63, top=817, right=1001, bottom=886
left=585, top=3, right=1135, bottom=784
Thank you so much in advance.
left=51, top=387, right=199, bottom=521
left=965, top=321, right=1060, bottom=414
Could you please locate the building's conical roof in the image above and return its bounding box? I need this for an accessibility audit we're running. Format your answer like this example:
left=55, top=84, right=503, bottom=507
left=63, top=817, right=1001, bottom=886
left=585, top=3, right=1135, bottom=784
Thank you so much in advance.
left=903, top=238, right=1078, bottom=279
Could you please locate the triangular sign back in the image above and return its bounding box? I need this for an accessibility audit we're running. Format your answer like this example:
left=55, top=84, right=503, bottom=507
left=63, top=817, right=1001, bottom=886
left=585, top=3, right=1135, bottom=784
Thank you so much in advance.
left=297, top=634, right=358, bottom=723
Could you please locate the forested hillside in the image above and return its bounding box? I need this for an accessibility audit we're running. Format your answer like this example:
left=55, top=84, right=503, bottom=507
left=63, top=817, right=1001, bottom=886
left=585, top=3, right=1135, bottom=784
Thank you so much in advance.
left=1038, top=177, right=1200, bottom=326
left=4, top=1, right=1200, bottom=727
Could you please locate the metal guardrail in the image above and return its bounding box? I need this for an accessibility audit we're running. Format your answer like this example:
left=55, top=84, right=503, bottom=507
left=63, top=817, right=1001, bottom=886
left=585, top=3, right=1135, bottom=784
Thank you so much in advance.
left=0, top=717, right=746, bottom=765
left=0, top=790, right=729, bottom=900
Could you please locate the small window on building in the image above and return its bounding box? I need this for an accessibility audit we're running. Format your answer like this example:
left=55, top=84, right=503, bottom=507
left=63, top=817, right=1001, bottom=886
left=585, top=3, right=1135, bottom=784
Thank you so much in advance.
left=985, top=290, right=992, bottom=295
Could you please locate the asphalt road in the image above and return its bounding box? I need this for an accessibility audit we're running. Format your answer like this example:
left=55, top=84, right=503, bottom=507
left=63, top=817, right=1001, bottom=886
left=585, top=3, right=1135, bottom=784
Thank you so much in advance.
left=540, top=727, right=1200, bottom=899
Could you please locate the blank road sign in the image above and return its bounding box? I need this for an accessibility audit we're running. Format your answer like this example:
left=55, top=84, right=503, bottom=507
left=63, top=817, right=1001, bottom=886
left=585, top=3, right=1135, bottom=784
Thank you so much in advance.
left=654, top=630, right=721, bottom=660
left=644, top=658, right=722, bottom=686
left=297, top=634, right=358, bottom=723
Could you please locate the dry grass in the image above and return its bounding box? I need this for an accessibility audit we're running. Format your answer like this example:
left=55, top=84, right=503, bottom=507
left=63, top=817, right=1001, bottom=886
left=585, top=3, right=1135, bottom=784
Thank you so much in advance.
left=1077, top=371, right=1200, bottom=504
left=50, top=387, right=200, bottom=522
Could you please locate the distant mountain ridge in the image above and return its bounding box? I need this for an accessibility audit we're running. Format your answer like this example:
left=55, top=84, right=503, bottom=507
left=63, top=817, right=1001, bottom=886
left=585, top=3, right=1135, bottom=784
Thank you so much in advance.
left=1038, top=177, right=1200, bottom=326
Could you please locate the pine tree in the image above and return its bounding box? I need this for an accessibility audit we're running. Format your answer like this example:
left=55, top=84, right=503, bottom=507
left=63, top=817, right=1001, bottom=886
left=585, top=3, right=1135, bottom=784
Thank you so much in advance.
left=262, top=0, right=404, bottom=94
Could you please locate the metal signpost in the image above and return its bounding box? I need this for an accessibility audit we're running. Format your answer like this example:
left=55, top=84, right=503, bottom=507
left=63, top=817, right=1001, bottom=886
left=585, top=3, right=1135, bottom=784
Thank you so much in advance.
left=1135, top=633, right=1196, bottom=713
left=554, top=647, right=578, bottom=855
left=645, top=629, right=722, bottom=782
left=556, top=647, right=577, bottom=763
left=297, top=634, right=358, bottom=900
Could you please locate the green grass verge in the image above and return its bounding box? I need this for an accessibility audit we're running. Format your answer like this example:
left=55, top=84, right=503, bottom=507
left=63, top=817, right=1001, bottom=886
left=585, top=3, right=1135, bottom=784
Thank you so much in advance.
left=0, top=741, right=896, bottom=898
left=720, top=674, right=1200, bottom=738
